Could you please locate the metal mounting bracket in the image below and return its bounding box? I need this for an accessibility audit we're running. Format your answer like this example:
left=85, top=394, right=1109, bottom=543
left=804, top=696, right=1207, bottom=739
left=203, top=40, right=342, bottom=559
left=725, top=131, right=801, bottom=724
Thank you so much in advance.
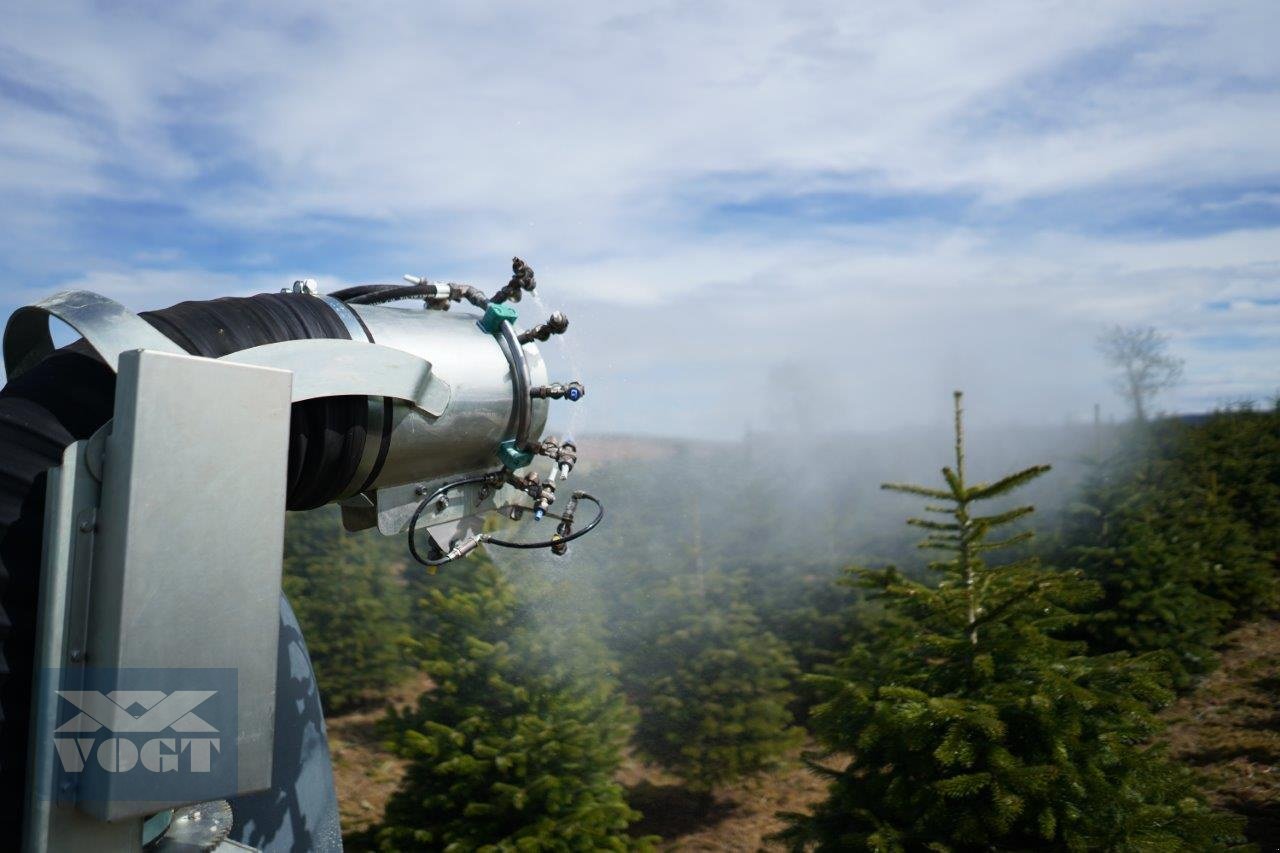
left=24, top=349, right=291, bottom=849
left=221, top=338, right=452, bottom=417
left=3, top=290, right=185, bottom=380
left=2, top=291, right=453, bottom=419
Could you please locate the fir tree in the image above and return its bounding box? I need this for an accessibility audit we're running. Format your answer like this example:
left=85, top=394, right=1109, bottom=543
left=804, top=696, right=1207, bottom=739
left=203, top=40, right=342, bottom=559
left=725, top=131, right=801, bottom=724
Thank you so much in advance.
left=1178, top=470, right=1275, bottom=622
left=1218, top=399, right=1280, bottom=555
left=377, top=555, right=645, bottom=851
left=1166, top=405, right=1280, bottom=605
left=624, top=571, right=803, bottom=803
left=282, top=509, right=408, bottom=713
left=1061, top=454, right=1227, bottom=684
left=740, top=557, right=857, bottom=722
left=779, top=392, right=1244, bottom=852
left=1188, top=402, right=1280, bottom=548
left=1063, top=429, right=1273, bottom=683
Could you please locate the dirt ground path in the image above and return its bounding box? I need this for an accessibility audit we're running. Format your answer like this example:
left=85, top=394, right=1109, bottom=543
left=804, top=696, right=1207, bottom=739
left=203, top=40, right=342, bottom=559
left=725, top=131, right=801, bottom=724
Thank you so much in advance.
left=325, top=673, right=427, bottom=837
left=1162, top=617, right=1280, bottom=848
left=619, top=749, right=832, bottom=852
left=326, top=620, right=1279, bottom=849
left=326, top=677, right=831, bottom=851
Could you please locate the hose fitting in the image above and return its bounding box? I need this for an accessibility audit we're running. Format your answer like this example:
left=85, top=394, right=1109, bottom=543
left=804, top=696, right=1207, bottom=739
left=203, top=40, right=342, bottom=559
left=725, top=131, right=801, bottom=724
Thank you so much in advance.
left=518, top=312, right=568, bottom=345
left=491, top=257, right=537, bottom=305
left=530, top=381, right=584, bottom=401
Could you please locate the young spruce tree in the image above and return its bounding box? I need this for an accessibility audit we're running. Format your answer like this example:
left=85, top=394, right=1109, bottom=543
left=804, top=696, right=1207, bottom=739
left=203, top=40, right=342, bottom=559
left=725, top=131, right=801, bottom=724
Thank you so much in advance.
left=779, top=392, right=1243, bottom=852
left=282, top=508, right=407, bottom=713
left=624, top=571, right=803, bottom=805
left=1183, top=400, right=1280, bottom=560
left=377, top=555, right=644, bottom=851
left=1063, top=425, right=1272, bottom=685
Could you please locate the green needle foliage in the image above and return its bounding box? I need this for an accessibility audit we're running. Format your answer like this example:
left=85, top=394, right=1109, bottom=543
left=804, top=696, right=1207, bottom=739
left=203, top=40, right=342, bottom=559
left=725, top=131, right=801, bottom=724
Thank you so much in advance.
left=740, top=558, right=858, bottom=722
left=1062, top=422, right=1275, bottom=686
left=377, top=556, right=646, bottom=852
left=1063, top=455, right=1226, bottom=683
left=282, top=509, right=408, bottom=713
left=624, top=571, right=803, bottom=801
left=1184, top=400, right=1280, bottom=560
left=779, top=392, right=1244, bottom=852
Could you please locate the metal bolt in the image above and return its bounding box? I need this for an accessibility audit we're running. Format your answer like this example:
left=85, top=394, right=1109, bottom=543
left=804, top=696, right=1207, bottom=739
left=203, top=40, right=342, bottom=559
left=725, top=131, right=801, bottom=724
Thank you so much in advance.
left=69, top=649, right=84, bottom=663
left=436, top=496, right=449, bottom=512
left=78, top=519, right=95, bottom=533
left=414, top=485, right=429, bottom=496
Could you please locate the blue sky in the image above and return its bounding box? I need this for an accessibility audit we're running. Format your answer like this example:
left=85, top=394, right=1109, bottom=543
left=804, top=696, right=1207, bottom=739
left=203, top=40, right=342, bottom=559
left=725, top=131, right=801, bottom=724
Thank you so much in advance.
left=2, top=2, right=1279, bottom=437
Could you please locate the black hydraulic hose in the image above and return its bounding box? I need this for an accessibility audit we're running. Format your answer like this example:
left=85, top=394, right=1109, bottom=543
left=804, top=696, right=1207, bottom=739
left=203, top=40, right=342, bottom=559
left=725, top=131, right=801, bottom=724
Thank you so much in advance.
left=335, top=281, right=493, bottom=310
left=0, top=291, right=370, bottom=840
left=406, top=476, right=604, bottom=567
left=406, top=473, right=504, bottom=567
left=486, top=492, right=604, bottom=549
left=343, top=284, right=447, bottom=306
left=328, top=283, right=404, bottom=301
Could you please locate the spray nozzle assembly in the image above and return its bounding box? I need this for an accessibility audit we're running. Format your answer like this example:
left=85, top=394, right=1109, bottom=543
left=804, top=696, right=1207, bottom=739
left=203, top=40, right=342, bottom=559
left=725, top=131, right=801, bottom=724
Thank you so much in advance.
left=536, top=437, right=578, bottom=479
left=406, top=473, right=603, bottom=569
left=552, top=492, right=582, bottom=556
left=531, top=381, right=584, bottom=401
left=340, top=257, right=602, bottom=568
left=392, top=258, right=538, bottom=315
left=491, top=256, right=537, bottom=304
left=518, top=312, right=569, bottom=344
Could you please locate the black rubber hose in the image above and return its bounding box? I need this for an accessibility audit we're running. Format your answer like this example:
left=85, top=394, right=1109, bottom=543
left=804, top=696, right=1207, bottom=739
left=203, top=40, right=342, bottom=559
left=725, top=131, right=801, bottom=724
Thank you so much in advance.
left=140, top=293, right=369, bottom=509
left=406, top=473, right=504, bottom=567
left=0, top=291, right=369, bottom=840
left=407, top=479, right=604, bottom=568
left=485, top=492, right=604, bottom=550
left=327, top=283, right=402, bottom=301
left=343, top=284, right=447, bottom=306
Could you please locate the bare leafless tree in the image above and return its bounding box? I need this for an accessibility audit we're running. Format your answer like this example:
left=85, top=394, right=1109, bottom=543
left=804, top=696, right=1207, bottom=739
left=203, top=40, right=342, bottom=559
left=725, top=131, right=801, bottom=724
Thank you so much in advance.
left=1096, top=325, right=1184, bottom=422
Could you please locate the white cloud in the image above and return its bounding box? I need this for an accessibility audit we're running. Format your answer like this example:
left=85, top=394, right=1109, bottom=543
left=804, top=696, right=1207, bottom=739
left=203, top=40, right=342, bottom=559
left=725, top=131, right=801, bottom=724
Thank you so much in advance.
left=7, top=2, right=1279, bottom=222
left=1, top=1, right=1278, bottom=433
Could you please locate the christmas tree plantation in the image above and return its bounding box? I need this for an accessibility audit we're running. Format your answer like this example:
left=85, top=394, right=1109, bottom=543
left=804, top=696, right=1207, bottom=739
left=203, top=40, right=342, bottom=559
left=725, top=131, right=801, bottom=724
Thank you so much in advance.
left=377, top=555, right=646, bottom=851
left=282, top=508, right=408, bottom=714
left=779, top=392, right=1244, bottom=852
left=1060, top=416, right=1275, bottom=686
left=623, top=571, right=803, bottom=802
